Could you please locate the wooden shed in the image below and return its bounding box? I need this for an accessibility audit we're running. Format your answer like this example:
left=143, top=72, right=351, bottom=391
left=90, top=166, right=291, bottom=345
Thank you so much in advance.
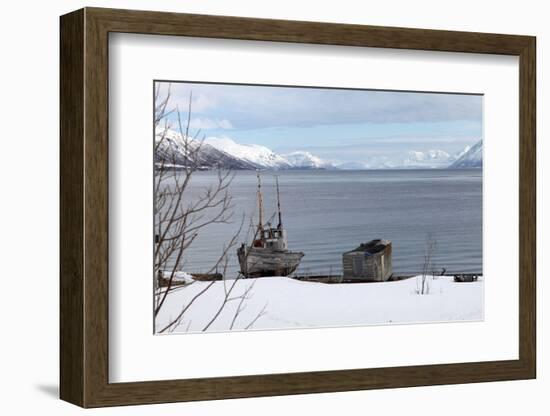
left=342, top=239, right=393, bottom=282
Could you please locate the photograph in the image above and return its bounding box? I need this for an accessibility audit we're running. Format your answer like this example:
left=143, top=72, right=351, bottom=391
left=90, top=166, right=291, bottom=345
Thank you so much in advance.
left=153, top=81, right=484, bottom=334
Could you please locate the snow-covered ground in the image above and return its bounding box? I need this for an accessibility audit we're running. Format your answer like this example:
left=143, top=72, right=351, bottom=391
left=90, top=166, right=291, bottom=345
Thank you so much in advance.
left=156, top=275, right=483, bottom=334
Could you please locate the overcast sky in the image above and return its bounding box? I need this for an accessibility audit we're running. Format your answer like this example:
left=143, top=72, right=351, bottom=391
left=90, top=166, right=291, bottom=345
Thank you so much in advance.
left=156, top=81, right=482, bottom=165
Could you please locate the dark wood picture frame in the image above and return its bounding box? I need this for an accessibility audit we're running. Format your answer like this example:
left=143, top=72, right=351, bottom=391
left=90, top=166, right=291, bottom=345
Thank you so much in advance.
left=60, top=7, right=536, bottom=408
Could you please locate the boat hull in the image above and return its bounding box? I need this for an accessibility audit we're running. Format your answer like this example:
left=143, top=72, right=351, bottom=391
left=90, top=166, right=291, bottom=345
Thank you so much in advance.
left=237, top=246, right=304, bottom=278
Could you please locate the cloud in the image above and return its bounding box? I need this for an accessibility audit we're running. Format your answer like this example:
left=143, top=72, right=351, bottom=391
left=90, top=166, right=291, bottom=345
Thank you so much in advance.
left=158, top=81, right=483, bottom=130
left=155, top=82, right=218, bottom=112
left=190, top=94, right=218, bottom=113
left=189, top=117, right=233, bottom=130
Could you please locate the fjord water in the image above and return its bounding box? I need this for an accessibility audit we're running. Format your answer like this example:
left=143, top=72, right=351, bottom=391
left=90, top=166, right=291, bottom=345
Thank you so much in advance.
left=171, top=169, right=482, bottom=277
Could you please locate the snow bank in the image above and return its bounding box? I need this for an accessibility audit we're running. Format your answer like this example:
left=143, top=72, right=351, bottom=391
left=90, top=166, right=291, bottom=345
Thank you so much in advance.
left=162, top=271, right=195, bottom=285
left=156, top=275, right=483, bottom=333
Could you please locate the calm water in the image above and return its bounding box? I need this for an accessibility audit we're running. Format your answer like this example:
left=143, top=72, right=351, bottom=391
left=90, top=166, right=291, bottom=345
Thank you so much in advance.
left=162, top=169, right=482, bottom=277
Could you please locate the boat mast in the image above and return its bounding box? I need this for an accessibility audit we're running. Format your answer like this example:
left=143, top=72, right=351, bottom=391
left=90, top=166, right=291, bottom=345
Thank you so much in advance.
left=256, top=172, right=264, bottom=235
left=275, top=175, right=283, bottom=229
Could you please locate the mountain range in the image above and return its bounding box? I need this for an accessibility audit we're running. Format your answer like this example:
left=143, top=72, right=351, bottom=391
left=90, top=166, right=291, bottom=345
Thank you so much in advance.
left=155, top=129, right=482, bottom=170
left=448, top=140, right=483, bottom=168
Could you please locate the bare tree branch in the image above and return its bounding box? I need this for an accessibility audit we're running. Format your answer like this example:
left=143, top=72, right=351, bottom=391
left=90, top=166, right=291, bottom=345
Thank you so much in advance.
left=153, top=83, right=266, bottom=333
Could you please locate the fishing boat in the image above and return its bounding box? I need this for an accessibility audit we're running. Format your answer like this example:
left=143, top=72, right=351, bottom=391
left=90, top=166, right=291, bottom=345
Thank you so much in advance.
left=237, top=174, right=304, bottom=278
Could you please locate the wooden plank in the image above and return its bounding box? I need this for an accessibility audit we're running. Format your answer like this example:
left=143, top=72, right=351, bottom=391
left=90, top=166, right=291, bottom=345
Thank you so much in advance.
left=87, top=7, right=532, bottom=55
left=59, top=9, right=85, bottom=407
left=518, top=37, right=536, bottom=376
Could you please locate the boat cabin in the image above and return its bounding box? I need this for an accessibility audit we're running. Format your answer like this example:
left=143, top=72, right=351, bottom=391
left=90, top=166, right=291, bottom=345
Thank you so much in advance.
left=253, top=225, right=288, bottom=250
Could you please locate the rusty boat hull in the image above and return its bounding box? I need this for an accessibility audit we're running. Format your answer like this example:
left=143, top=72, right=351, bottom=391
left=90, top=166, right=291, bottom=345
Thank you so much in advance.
left=237, top=246, right=304, bottom=278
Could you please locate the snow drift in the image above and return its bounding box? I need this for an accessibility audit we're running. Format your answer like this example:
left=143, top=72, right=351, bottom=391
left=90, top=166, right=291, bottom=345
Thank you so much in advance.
left=156, top=275, right=484, bottom=333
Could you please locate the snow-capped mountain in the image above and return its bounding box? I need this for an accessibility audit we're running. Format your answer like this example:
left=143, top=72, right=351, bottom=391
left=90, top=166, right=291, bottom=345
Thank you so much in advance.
left=448, top=140, right=482, bottom=168
left=155, top=130, right=333, bottom=170
left=203, top=137, right=336, bottom=170
left=156, top=128, right=482, bottom=171
left=204, top=137, right=292, bottom=169
left=402, top=149, right=452, bottom=168
left=283, top=151, right=335, bottom=169
left=336, top=145, right=482, bottom=170
left=452, top=145, right=472, bottom=161
left=155, top=129, right=258, bottom=170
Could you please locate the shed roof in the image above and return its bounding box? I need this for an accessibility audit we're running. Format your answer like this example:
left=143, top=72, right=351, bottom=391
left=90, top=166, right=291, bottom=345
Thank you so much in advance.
left=343, top=239, right=391, bottom=256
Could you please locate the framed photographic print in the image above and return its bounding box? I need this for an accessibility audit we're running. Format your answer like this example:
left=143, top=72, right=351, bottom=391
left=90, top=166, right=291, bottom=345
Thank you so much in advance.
left=60, top=7, right=536, bottom=408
